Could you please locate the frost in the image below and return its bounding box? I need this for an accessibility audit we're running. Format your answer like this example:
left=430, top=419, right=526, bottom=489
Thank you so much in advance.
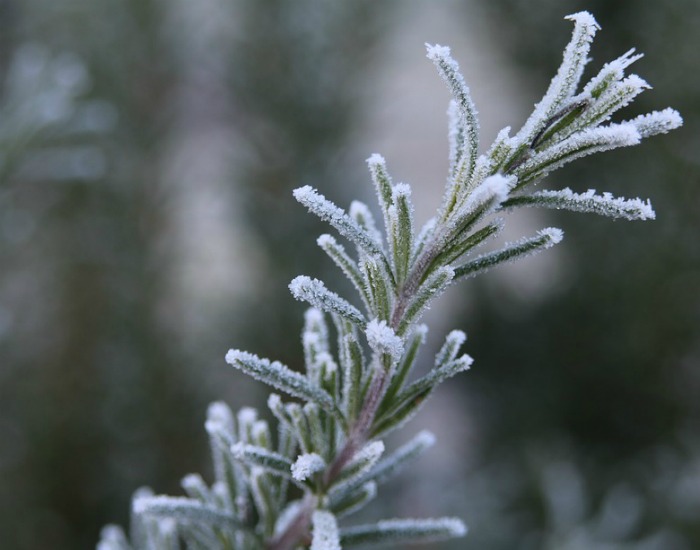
left=366, top=319, right=404, bottom=360
left=311, top=510, right=341, bottom=550
left=237, top=407, right=258, bottom=427
left=353, top=440, right=385, bottom=466
left=289, top=275, right=366, bottom=328
left=516, top=11, right=599, bottom=144
left=291, top=453, right=326, bottom=481
left=508, top=188, right=656, bottom=221
left=366, top=153, right=386, bottom=166
left=516, top=123, right=641, bottom=187
left=231, top=442, right=293, bottom=477
left=630, top=108, right=683, bottom=138
left=583, top=48, right=644, bottom=97
left=226, top=349, right=336, bottom=412
left=340, top=517, right=467, bottom=546
left=293, top=185, right=383, bottom=256
left=539, top=227, right=564, bottom=246
left=469, top=173, right=513, bottom=207
left=435, top=329, right=467, bottom=368
left=426, top=42, right=479, bottom=182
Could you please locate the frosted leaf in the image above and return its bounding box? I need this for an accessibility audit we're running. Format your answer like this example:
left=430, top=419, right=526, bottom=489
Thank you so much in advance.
left=516, top=12, right=599, bottom=144
left=226, top=349, right=336, bottom=413
left=353, top=440, right=385, bottom=467
left=230, top=442, right=293, bottom=477
left=505, top=188, right=656, bottom=221
left=447, top=100, right=465, bottom=178
left=317, top=234, right=370, bottom=309
left=583, top=48, right=644, bottom=98
left=97, top=525, right=130, bottom=550
left=237, top=407, right=258, bottom=427
left=516, top=123, right=641, bottom=188
left=366, top=153, right=394, bottom=232
left=435, top=330, right=467, bottom=368
left=348, top=200, right=382, bottom=243
left=426, top=43, right=479, bottom=183
left=366, top=153, right=386, bottom=166
left=133, top=495, right=240, bottom=529
left=205, top=402, right=235, bottom=441
left=340, top=517, right=467, bottom=546
left=454, top=227, right=563, bottom=279
left=293, top=185, right=383, bottom=257
left=181, top=474, right=210, bottom=503
left=630, top=108, right=683, bottom=138
left=330, top=441, right=385, bottom=499
left=399, top=266, right=455, bottom=333
left=207, top=402, right=234, bottom=427
left=329, top=481, right=378, bottom=519
left=289, top=276, right=366, bottom=328
left=311, top=510, right=341, bottom=550
left=291, top=453, right=326, bottom=481
left=539, top=227, right=564, bottom=246
left=366, top=319, right=404, bottom=361
left=467, top=173, right=512, bottom=209
left=252, top=419, right=271, bottom=447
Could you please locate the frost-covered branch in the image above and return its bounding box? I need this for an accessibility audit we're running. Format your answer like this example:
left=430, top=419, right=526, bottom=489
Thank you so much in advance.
left=100, top=11, right=680, bottom=550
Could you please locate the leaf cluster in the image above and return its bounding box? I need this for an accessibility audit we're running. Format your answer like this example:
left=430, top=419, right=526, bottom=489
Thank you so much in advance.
left=99, top=11, right=680, bottom=550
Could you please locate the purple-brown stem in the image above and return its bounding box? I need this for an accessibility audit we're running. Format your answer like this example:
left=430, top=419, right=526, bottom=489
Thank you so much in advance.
left=266, top=495, right=315, bottom=550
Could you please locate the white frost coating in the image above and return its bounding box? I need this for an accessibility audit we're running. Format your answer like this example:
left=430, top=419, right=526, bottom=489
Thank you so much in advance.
left=583, top=48, right=644, bottom=96
left=378, top=517, right=467, bottom=537
left=353, top=440, right=385, bottom=468
left=316, top=233, right=335, bottom=248
left=267, top=393, right=283, bottom=411
left=424, top=43, right=451, bottom=62
left=304, top=307, right=325, bottom=328
left=366, top=319, right=404, bottom=360
left=435, top=329, right=467, bottom=368
left=415, top=430, right=437, bottom=449
left=133, top=495, right=191, bottom=516
left=524, top=188, right=656, bottom=221
left=291, top=453, right=326, bottom=481
left=252, top=420, right=269, bottom=441
left=207, top=401, right=233, bottom=425
left=366, top=153, right=386, bottom=167
left=470, top=174, right=513, bottom=207
left=539, top=227, right=564, bottom=246
left=290, top=275, right=366, bottom=327
left=311, top=510, right=341, bottom=550
left=237, top=406, right=258, bottom=427
left=426, top=43, right=479, bottom=170
left=181, top=474, right=203, bottom=493
left=229, top=442, right=248, bottom=461
left=227, top=349, right=335, bottom=411
left=293, top=185, right=383, bottom=256
left=630, top=108, right=683, bottom=138
left=393, top=182, right=412, bottom=198
left=97, top=525, right=129, bottom=550
left=519, top=123, right=641, bottom=180
left=349, top=200, right=382, bottom=242
left=517, top=12, right=599, bottom=143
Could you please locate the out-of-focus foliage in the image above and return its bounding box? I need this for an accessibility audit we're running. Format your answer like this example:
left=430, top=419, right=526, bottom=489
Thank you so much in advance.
left=0, top=1, right=390, bottom=549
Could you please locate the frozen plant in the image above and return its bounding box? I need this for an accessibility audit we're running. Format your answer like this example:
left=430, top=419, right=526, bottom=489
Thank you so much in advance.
left=99, top=12, right=681, bottom=550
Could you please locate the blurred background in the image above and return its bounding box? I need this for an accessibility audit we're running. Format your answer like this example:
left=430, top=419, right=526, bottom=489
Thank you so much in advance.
left=1, top=0, right=698, bottom=548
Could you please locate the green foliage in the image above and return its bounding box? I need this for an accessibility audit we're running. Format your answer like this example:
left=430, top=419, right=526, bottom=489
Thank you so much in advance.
left=99, top=12, right=680, bottom=549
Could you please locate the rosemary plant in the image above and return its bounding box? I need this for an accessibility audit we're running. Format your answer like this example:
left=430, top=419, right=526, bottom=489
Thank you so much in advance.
left=98, top=12, right=681, bottom=550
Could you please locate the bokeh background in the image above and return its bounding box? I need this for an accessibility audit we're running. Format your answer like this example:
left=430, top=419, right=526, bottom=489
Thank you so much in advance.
left=1, top=1, right=698, bottom=548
